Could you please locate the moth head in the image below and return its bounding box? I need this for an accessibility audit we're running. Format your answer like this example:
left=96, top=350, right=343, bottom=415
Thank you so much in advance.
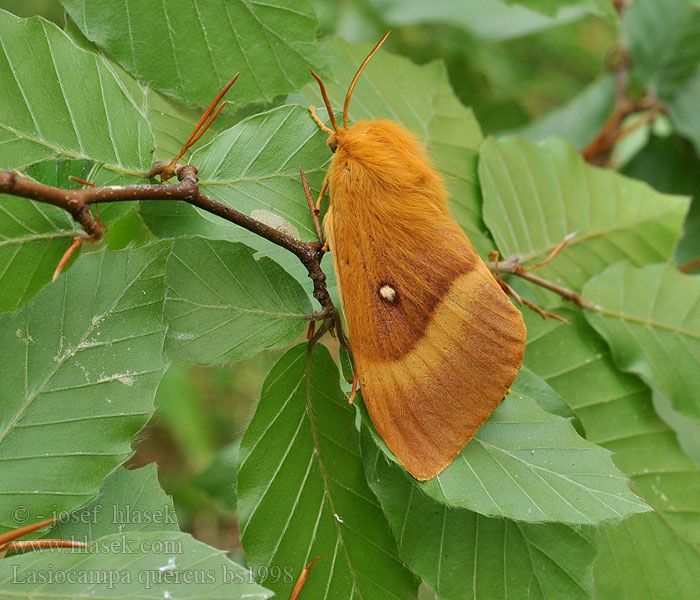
left=309, top=31, right=391, bottom=153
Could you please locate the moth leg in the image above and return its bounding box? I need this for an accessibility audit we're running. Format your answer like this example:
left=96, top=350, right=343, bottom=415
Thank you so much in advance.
left=315, top=179, right=328, bottom=213
left=309, top=106, right=334, bottom=135
left=348, top=370, right=359, bottom=404
left=299, top=165, right=325, bottom=244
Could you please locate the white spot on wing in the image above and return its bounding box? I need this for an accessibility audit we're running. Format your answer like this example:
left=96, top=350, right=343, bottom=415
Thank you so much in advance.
left=379, top=285, right=396, bottom=302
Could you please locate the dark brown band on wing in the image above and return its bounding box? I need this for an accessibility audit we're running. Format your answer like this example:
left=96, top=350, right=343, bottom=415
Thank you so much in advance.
left=341, top=224, right=479, bottom=362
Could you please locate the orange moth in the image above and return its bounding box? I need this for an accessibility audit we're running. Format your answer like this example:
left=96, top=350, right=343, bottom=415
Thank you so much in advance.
left=309, top=33, right=526, bottom=480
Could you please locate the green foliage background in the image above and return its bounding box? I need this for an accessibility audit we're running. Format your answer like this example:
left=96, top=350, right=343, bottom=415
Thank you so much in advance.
left=0, top=0, right=699, bottom=599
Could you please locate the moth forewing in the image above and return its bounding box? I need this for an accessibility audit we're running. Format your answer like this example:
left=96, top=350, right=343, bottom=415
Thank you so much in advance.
left=310, top=34, right=526, bottom=480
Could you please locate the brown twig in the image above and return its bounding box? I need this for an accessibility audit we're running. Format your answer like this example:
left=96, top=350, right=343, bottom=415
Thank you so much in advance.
left=0, top=171, right=104, bottom=238
left=488, top=254, right=593, bottom=311
left=581, top=95, right=664, bottom=165
left=0, top=164, right=350, bottom=351
left=583, top=1, right=665, bottom=165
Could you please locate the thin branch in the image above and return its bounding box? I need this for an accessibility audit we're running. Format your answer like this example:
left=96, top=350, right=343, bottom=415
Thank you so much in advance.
left=487, top=254, right=594, bottom=311
left=0, top=164, right=349, bottom=350
left=582, top=95, right=664, bottom=165
left=583, top=1, right=664, bottom=165
left=0, top=171, right=104, bottom=238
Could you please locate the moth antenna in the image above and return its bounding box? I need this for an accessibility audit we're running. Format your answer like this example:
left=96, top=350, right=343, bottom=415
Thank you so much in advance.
left=309, top=69, right=338, bottom=133
left=309, top=106, right=334, bottom=135
left=343, top=30, right=391, bottom=128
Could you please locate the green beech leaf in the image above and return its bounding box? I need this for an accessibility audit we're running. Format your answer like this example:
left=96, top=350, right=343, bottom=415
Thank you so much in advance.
left=523, top=308, right=700, bottom=595
left=364, top=387, right=649, bottom=524
left=138, top=82, right=220, bottom=163
left=4, top=466, right=269, bottom=599
left=594, top=512, right=700, bottom=599
left=238, top=344, right=419, bottom=599
left=0, top=243, right=168, bottom=536
left=164, top=237, right=311, bottom=364
left=669, top=68, right=700, bottom=157
left=650, top=386, right=700, bottom=468
left=525, top=309, right=700, bottom=542
left=583, top=263, right=700, bottom=423
left=0, top=172, right=75, bottom=313
left=518, top=75, right=616, bottom=149
left=295, top=38, right=489, bottom=253
left=514, top=366, right=576, bottom=419
left=0, top=159, right=159, bottom=313
left=0, top=10, right=153, bottom=173
left=193, top=105, right=327, bottom=243
left=60, top=0, right=328, bottom=106
left=0, top=531, right=273, bottom=599
left=362, top=429, right=597, bottom=600
left=86, top=49, right=220, bottom=162
left=49, top=465, right=179, bottom=541
left=623, top=0, right=700, bottom=97
left=480, top=136, right=689, bottom=291
left=141, top=104, right=330, bottom=297
left=365, top=0, right=589, bottom=41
